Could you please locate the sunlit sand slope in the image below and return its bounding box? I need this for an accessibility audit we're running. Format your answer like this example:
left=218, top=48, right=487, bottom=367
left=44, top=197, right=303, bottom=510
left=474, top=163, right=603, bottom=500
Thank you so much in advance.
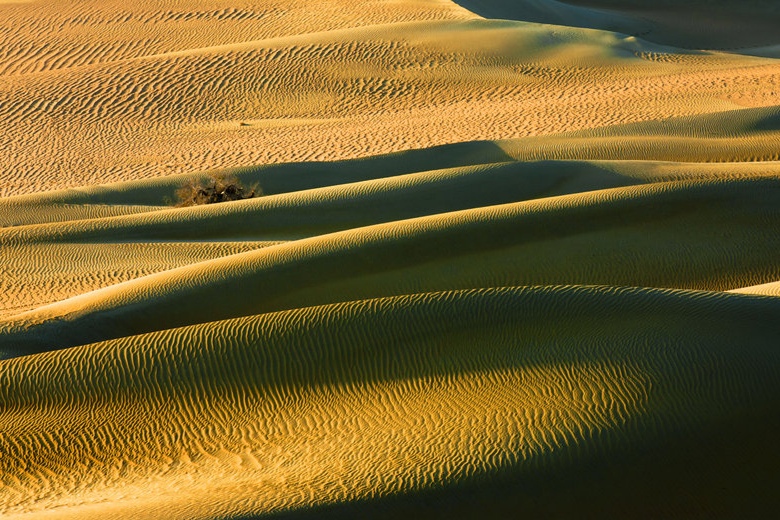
left=1, top=0, right=779, bottom=195
left=731, top=282, right=780, bottom=297
left=0, top=241, right=278, bottom=320
left=3, top=170, right=780, bottom=355
left=2, top=288, right=779, bottom=519
left=2, top=0, right=780, bottom=518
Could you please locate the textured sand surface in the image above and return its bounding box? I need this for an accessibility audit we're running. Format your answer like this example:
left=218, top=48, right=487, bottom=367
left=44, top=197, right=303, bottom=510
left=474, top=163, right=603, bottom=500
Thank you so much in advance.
left=1, top=0, right=779, bottom=518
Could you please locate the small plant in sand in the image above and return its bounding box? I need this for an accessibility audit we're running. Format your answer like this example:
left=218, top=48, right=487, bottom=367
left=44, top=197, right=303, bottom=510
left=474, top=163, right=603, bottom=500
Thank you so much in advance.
left=174, top=174, right=260, bottom=207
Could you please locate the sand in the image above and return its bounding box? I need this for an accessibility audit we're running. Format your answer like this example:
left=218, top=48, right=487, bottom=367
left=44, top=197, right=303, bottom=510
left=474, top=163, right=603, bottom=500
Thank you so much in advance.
left=1, top=0, right=779, bottom=518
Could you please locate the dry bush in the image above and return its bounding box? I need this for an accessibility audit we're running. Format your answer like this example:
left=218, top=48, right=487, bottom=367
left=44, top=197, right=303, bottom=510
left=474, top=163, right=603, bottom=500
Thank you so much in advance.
left=174, top=174, right=260, bottom=207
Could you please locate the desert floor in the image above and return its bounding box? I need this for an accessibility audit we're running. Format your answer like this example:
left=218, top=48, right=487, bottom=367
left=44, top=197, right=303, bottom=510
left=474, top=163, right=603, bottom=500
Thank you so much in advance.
left=1, top=1, right=780, bottom=518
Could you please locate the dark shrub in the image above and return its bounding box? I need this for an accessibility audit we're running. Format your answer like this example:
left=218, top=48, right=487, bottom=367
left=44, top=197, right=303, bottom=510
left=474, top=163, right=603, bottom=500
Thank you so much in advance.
left=174, top=174, right=260, bottom=207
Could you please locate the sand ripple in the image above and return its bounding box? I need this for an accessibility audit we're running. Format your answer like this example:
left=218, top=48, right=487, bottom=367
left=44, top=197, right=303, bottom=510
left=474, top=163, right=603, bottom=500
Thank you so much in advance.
left=2, top=0, right=779, bottom=517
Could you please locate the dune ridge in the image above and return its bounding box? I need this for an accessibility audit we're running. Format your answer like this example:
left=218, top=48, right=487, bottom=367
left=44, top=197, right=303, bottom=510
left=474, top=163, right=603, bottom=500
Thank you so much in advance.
left=2, top=287, right=780, bottom=519
left=3, top=173, right=780, bottom=356
left=453, top=0, right=780, bottom=54
left=1, top=5, right=779, bottom=196
left=2, top=0, right=780, bottom=517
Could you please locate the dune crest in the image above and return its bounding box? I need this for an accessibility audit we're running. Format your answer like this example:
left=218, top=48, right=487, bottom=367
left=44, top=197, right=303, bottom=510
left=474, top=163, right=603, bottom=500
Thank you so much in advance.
left=453, top=0, right=780, bottom=53
left=2, top=0, right=780, bottom=517
left=2, top=287, right=780, bottom=519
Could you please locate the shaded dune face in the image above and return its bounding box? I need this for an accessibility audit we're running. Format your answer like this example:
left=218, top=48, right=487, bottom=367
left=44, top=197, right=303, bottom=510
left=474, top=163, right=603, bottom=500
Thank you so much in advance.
left=2, top=288, right=780, bottom=519
left=1, top=0, right=780, bottom=518
left=452, top=0, right=780, bottom=52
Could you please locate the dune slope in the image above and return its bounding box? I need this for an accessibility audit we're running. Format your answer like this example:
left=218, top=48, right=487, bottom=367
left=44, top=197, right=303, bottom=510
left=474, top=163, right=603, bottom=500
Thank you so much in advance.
left=2, top=287, right=780, bottom=519
left=1, top=1, right=779, bottom=195
left=2, top=0, right=780, bottom=518
left=453, top=0, right=780, bottom=53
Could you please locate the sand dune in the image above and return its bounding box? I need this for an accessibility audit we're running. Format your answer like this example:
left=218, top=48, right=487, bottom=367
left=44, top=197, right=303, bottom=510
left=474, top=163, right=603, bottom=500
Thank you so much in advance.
left=3, top=172, right=780, bottom=356
left=730, top=281, right=780, bottom=297
left=2, top=288, right=779, bottom=519
left=2, top=0, right=780, bottom=518
left=454, top=0, right=780, bottom=53
left=1, top=3, right=779, bottom=195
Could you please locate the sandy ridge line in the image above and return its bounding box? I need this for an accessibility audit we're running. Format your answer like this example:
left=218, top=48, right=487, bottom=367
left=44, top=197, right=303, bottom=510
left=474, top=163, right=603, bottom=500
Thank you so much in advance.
left=1, top=285, right=779, bottom=517
left=0, top=160, right=637, bottom=243
left=0, top=19, right=480, bottom=80
left=4, top=163, right=780, bottom=246
left=10, top=14, right=772, bottom=82
left=2, top=175, right=779, bottom=355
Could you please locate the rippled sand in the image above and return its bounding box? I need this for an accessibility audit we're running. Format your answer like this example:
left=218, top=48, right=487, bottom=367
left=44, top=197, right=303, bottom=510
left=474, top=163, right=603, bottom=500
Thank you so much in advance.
left=1, top=1, right=779, bottom=518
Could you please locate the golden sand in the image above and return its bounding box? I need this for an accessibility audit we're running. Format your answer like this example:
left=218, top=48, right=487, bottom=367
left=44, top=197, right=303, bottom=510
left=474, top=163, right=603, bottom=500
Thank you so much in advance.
left=1, top=1, right=779, bottom=518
